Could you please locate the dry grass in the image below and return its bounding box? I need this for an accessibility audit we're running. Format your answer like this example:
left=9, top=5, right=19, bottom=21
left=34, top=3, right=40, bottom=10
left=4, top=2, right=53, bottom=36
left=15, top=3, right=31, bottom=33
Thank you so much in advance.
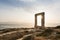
left=0, top=26, right=60, bottom=40
left=0, top=31, right=23, bottom=40
left=0, top=28, right=34, bottom=40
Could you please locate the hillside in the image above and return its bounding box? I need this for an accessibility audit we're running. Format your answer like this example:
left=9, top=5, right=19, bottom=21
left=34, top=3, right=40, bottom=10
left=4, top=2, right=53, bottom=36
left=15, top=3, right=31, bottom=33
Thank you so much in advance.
left=0, top=26, right=60, bottom=40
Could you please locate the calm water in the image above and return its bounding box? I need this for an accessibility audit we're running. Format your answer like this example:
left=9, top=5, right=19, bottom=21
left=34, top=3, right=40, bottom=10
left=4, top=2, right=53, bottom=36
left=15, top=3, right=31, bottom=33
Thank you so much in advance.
left=0, top=23, right=33, bottom=29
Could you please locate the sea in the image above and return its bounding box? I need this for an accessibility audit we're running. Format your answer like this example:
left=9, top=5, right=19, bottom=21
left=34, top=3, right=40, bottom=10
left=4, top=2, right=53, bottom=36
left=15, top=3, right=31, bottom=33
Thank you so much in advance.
left=0, top=23, right=33, bottom=29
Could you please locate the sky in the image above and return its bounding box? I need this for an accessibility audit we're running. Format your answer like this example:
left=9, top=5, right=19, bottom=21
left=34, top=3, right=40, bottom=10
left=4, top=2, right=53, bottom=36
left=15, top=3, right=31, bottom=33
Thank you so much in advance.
left=0, top=0, right=60, bottom=27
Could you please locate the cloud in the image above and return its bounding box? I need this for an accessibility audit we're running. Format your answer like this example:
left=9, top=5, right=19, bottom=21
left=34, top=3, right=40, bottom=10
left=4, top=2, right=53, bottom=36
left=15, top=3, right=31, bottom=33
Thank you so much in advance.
left=0, top=0, right=60, bottom=27
left=20, top=0, right=37, bottom=2
left=0, top=0, right=27, bottom=7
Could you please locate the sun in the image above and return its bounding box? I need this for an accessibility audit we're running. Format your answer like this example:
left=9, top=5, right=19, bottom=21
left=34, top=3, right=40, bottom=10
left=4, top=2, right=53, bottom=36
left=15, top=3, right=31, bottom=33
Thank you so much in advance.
left=37, top=15, right=42, bottom=26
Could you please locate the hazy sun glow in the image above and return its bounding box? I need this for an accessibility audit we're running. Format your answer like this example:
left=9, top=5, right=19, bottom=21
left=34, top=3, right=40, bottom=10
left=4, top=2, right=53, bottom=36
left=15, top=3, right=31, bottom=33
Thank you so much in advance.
left=37, top=15, right=42, bottom=26
left=0, top=0, right=60, bottom=28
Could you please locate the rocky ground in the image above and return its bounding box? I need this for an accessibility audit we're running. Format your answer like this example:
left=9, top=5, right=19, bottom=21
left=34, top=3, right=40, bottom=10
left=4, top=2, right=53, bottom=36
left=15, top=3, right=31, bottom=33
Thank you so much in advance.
left=0, top=28, right=34, bottom=40
left=0, top=26, right=60, bottom=40
left=22, top=26, right=60, bottom=40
